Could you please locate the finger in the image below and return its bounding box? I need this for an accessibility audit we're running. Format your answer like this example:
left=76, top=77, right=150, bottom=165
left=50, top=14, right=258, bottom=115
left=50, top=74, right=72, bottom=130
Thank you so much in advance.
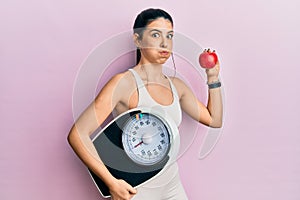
left=122, top=181, right=136, bottom=194
left=128, top=186, right=137, bottom=195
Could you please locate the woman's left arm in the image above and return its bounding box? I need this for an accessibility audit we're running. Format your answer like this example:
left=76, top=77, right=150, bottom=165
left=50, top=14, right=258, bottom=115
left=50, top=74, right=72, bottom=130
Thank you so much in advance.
left=175, top=61, right=223, bottom=128
left=205, top=60, right=223, bottom=127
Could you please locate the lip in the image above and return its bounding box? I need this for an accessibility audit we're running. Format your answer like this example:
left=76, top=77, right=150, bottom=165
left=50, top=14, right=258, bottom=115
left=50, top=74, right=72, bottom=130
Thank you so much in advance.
left=159, top=51, right=170, bottom=56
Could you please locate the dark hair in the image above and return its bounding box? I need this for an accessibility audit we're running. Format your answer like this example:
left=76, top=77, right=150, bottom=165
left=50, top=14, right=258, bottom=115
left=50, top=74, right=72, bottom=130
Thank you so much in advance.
left=133, top=8, right=174, bottom=64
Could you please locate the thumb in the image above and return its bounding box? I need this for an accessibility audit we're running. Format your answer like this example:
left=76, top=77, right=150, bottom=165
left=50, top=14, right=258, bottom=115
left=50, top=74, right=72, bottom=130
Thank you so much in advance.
left=127, top=185, right=137, bottom=194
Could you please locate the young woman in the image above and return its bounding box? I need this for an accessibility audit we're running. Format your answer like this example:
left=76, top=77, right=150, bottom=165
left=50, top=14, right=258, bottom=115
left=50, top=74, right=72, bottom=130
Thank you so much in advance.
left=68, top=8, right=223, bottom=200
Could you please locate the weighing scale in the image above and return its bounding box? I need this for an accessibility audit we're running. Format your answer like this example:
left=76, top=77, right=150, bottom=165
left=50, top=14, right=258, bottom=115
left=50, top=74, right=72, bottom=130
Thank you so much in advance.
left=88, top=107, right=179, bottom=198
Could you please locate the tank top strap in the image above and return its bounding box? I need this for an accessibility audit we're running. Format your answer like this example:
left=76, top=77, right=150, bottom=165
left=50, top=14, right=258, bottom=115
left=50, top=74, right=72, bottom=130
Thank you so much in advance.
left=165, top=76, right=179, bottom=100
left=128, top=69, right=149, bottom=103
left=128, top=69, right=144, bottom=87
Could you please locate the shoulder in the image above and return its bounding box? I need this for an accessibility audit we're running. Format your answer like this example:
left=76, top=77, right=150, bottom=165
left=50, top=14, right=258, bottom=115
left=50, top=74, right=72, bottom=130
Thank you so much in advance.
left=101, top=70, right=137, bottom=100
left=106, top=70, right=135, bottom=88
left=168, top=76, right=190, bottom=98
left=95, top=69, right=136, bottom=103
left=170, top=76, right=186, bottom=86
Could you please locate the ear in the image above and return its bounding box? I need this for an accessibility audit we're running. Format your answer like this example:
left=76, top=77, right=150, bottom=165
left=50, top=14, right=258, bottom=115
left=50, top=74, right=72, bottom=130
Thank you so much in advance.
left=133, top=33, right=141, bottom=48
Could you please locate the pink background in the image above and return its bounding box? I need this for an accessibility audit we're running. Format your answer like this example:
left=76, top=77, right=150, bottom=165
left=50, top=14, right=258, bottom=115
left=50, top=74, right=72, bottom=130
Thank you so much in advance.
left=1, top=0, right=300, bottom=199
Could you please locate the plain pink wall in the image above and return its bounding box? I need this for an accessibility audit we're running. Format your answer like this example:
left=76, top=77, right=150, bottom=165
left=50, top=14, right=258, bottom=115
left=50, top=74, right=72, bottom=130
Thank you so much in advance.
left=1, top=0, right=300, bottom=200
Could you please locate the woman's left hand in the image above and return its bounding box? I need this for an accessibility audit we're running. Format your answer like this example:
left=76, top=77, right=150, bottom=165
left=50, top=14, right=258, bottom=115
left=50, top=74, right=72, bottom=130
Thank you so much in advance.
left=205, top=49, right=220, bottom=82
left=206, top=61, right=220, bottom=79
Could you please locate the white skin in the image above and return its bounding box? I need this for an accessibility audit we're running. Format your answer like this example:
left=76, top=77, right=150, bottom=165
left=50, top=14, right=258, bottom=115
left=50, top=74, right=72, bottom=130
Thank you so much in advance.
left=68, top=17, right=223, bottom=200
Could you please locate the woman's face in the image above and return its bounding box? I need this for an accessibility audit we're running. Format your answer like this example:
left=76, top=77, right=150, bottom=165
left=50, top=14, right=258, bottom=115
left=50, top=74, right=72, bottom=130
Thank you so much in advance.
left=137, top=17, right=174, bottom=65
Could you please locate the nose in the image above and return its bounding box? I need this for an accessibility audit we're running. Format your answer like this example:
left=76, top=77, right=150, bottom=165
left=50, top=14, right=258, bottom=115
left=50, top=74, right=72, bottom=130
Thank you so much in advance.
left=160, top=37, right=167, bottom=48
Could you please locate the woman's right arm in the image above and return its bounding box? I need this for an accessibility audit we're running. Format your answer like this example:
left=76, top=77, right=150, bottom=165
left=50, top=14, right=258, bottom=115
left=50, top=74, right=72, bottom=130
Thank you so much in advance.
left=67, top=73, right=137, bottom=199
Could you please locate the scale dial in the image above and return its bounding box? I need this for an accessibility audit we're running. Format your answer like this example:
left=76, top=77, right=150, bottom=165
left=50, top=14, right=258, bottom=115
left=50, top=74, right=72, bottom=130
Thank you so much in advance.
left=122, top=113, right=170, bottom=166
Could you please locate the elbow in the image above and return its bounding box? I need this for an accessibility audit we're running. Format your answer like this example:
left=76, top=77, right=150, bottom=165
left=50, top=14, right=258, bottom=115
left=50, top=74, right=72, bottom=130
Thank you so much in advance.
left=210, top=123, right=222, bottom=128
left=67, top=127, right=76, bottom=147
left=67, top=131, right=73, bottom=147
left=209, top=118, right=223, bottom=128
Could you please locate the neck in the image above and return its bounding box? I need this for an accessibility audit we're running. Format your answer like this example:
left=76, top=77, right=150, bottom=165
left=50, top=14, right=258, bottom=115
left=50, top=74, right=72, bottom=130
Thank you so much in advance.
left=137, top=62, right=166, bottom=82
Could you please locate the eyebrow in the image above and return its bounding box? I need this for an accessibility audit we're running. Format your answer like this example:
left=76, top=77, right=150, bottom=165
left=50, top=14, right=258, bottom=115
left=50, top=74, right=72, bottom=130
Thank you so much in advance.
left=149, top=29, right=174, bottom=34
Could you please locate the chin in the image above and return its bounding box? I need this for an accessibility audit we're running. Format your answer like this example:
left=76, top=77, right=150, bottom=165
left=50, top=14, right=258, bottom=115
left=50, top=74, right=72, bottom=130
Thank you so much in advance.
left=157, top=57, right=170, bottom=64
left=156, top=60, right=168, bottom=65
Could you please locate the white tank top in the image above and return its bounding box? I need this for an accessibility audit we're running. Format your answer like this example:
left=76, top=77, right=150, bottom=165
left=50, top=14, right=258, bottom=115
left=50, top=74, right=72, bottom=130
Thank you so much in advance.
left=129, top=69, right=182, bottom=127
left=129, top=68, right=181, bottom=187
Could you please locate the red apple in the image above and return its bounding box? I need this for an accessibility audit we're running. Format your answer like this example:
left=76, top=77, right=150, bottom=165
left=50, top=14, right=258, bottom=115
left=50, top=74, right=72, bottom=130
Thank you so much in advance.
left=199, top=50, right=218, bottom=69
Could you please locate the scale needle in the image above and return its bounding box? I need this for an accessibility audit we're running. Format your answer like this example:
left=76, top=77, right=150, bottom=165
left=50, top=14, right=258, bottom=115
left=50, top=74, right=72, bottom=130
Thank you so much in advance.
left=134, top=141, right=143, bottom=148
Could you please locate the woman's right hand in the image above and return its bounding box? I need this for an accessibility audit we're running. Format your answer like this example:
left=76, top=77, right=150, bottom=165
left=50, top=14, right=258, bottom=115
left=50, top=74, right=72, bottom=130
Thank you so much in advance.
left=109, top=179, right=137, bottom=200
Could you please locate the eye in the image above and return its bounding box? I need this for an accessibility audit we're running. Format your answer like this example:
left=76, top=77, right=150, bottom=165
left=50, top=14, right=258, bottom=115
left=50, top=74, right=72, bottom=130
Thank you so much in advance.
left=167, top=33, right=173, bottom=39
left=152, top=33, right=160, bottom=38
